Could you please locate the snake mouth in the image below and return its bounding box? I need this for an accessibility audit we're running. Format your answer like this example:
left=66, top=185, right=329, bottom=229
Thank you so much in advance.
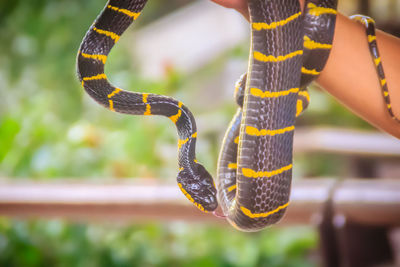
left=177, top=180, right=218, bottom=212
left=194, top=163, right=218, bottom=211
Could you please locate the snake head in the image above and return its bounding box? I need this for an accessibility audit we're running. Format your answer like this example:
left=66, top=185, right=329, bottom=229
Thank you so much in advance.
left=177, top=163, right=218, bottom=212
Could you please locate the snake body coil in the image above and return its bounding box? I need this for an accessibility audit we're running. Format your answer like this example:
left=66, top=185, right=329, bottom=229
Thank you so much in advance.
left=78, top=0, right=391, bottom=231
left=77, top=0, right=218, bottom=212
left=227, top=0, right=303, bottom=231
left=217, top=0, right=337, bottom=231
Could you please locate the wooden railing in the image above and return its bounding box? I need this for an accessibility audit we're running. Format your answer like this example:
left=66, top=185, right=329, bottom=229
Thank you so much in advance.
left=0, top=178, right=399, bottom=226
left=0, top=127, right=399, bottom=267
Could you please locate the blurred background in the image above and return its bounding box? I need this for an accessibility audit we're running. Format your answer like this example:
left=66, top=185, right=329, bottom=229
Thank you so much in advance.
left=0, top=0, right=400, bottom=266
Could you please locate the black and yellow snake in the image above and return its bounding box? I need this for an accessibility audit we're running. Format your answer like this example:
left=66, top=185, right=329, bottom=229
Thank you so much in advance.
left=77, top=0, right=393, bottom=231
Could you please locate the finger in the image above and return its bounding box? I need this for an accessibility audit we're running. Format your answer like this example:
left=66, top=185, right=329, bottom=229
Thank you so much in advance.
left=210, top=0, right=249, bottom=20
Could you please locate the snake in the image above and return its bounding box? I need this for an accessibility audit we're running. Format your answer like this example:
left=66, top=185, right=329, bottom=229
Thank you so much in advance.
left=77, top=0, right=391, bottom=231
left=350, top=15, right=400, bottom=123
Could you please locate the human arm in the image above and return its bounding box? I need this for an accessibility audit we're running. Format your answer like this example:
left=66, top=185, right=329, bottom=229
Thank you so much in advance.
left=211, top=0, right=400, bottom=138
left=318, top=13, right=400, bottom=138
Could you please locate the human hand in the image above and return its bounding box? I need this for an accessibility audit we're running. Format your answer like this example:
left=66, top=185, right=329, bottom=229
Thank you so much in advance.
left=210, top=0, right=306, bottom=20
left=210, top=0, right=250, bottom=19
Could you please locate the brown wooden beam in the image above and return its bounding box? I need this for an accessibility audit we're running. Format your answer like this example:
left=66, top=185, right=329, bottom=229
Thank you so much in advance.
left=0, top=179, right=332, bottom=225
left=0, top=178, right=399, bottom=226
left=294, top=128, right=400, bottom=157
left=333, top=179, right=400, bottom=226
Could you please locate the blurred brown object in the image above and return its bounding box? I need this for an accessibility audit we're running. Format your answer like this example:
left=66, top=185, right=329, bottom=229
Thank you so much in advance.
left=1, top=126, right=399, bottom=267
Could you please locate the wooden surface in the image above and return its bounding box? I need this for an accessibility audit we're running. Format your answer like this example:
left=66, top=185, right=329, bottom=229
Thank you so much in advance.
left=294, top=128, right=400, bottom=157
left=0, top=178, right=399, bottom=226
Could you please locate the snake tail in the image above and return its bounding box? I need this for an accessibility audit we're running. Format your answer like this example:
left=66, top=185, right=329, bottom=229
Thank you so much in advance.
left=350, top=15, right=400, bottom=123
left=76, top=0, right=218, bottom=212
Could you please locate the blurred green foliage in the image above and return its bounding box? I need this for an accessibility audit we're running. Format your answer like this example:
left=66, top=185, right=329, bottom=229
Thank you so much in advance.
left=0, top=0, right=371, bottom=179
left=0, top=219, right=317, bottom=267
left=0, top=0, right=193, bottom=179
left=0, top=0, right=375, bottom=266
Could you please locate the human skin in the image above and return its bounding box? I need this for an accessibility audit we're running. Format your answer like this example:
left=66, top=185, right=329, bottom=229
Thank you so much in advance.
left=211, top=0, right=400, bottom=138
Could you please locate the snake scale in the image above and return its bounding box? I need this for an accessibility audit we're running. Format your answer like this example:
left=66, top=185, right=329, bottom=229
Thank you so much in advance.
left=77, top=0, right=391, bottom=231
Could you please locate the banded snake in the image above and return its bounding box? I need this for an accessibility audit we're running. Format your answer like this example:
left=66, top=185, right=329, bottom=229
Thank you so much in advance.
left=77, top=0, right=394, bottom=231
